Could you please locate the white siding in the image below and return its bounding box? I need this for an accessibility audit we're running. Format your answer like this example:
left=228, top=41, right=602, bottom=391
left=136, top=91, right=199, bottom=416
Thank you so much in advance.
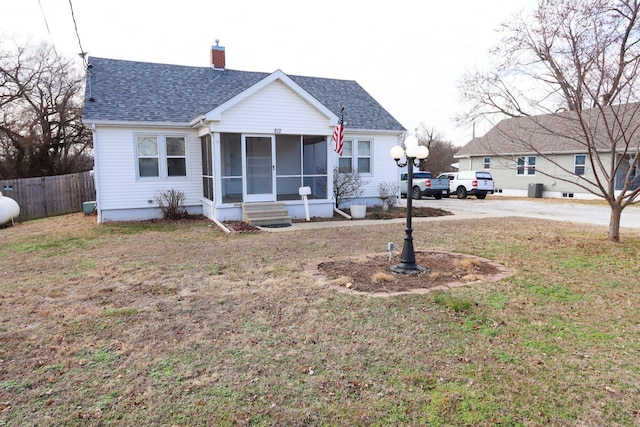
left=212, top=80, right=333, bottom=135
left=92, top=80, right=404, bottom=221
left=463, top=153, right=604, bottom=199
left=335, top=133, right=403, bottom=206
left=94, top=126, right=202, bottom=221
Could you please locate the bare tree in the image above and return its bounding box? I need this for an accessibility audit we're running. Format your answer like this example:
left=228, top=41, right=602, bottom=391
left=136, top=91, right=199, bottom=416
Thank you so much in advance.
left=333, top=167, right=367, bottom=209
left=0, top=39, right=92, bottom=179
left=457, top=0, right=640, bottom=241
left=415, top=124, right=458, bottom=175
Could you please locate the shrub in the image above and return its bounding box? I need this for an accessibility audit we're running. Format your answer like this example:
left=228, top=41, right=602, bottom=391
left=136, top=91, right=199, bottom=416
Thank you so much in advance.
left=155, top=189, right=187, bottom=220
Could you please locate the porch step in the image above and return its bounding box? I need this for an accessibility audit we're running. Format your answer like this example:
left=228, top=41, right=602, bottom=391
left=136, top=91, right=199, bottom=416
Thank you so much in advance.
left=242, top=202, right=292, bottom=227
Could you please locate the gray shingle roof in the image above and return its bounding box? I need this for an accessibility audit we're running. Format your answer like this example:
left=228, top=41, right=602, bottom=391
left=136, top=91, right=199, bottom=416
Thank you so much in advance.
left=456, top=104, right=640, bottom=157
left=82, top=57, right=405, bottom=131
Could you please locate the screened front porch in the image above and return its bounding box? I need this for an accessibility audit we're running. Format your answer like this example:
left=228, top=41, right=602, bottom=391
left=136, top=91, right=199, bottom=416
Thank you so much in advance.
left=200, top=133, right=329, bottom=204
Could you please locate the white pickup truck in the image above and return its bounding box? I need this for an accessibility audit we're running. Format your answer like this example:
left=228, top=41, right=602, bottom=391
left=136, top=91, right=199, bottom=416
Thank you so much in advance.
left=400, top=171, right=450, bottom=199
left=436, top=170, right=495, bottom=199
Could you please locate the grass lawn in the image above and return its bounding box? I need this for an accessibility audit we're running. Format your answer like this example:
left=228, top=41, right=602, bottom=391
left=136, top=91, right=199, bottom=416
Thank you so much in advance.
left=1, top=213, right=640, bottom=426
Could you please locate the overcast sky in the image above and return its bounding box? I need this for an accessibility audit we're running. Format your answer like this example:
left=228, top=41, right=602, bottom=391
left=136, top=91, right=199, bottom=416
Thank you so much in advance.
left=4, top=0, right=538, bottom=146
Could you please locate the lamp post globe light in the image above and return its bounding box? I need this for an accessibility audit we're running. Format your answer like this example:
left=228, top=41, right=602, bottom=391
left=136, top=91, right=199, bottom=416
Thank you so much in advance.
left=390, top=135, right=429, bottom=274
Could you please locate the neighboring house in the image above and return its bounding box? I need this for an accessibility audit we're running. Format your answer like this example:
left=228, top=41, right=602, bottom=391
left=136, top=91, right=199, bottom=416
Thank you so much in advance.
left=82, top=43, right=406, bottom=223
left=454, top=105, right=640, bottom=199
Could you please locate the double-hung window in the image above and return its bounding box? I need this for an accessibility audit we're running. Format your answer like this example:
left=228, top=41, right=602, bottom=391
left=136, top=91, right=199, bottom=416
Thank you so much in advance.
left=483, top=157, right=491, bottom=169
left=166, top=137, right=187, bottom=176
left=516, top=156, right=536, bottom=175
left=338, top=140, right=353, bottom=172
left=137, top=136, right=159, bottom=177
left=338, top=139, right=372, bottom=174
left=357, top=140, right=371, bottom=173
left=136, top=134, right=188, bottom=179
left=574, top=155, right=586, bottom=175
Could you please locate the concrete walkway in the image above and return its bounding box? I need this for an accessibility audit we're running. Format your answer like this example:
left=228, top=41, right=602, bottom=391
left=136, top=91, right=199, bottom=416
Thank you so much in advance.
left=258, top=208, right=483, bottom=233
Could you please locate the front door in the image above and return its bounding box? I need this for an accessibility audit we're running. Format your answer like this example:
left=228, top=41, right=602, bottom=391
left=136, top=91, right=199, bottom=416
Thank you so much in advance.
left=243, top=135, right=275, bottom=202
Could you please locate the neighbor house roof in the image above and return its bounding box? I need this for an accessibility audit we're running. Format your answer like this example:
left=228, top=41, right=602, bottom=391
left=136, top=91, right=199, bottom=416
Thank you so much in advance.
left=456, top=104, right=640, bottom=157
left=82, top=57, right=405, bottom=131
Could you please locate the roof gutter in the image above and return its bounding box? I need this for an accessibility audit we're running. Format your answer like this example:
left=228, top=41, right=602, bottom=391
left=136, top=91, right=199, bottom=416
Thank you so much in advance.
left=83, top=119, right=191, bottom=128
left=189, top=115, right=208, bottom=128
left=454, top=148, right=620, bottom=159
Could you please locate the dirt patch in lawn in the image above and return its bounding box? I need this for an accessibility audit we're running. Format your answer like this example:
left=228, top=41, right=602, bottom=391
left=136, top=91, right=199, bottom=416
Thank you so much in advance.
left=313, top=251, right=512, bottom=296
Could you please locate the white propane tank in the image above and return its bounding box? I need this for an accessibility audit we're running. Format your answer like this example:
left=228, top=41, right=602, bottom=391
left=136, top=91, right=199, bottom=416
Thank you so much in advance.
left=0, top=191, right=20, bottom=225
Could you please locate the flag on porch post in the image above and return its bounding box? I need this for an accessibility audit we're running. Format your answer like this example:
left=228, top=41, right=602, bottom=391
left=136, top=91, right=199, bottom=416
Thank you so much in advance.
left=332, top=106, right=345, bottom=156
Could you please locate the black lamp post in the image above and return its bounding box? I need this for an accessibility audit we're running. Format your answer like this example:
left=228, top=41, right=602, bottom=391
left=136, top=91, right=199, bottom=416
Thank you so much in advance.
left=390, top=135, right=429, bottom=274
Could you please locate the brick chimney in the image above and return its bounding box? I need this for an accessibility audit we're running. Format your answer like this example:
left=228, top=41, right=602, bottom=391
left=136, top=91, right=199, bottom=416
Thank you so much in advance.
left=211, top=40, right=225, bottom=70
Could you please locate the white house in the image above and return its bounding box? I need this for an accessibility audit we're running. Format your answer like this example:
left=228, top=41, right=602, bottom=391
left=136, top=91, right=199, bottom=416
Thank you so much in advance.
left=454, top=105, right=640, bottom=199
left=82, top=43, right=406, bottom=224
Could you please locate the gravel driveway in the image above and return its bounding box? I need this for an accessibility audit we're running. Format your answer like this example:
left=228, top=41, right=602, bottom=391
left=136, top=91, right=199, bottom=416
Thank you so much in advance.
left=410, top=196, right=640, bottom=229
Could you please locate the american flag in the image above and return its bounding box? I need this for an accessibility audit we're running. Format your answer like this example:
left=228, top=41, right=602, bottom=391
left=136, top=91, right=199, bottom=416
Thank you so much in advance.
left=332, top=107, right=345, bottom=156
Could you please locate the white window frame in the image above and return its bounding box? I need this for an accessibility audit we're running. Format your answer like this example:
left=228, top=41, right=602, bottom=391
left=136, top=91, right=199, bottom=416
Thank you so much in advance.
left=357, top=139, right=372, bottom=174
left=516, top=156, right=536, bottom=176
left=338, top=139, right=353, bottom=173
left=135, top=133, right=189, bottom=180
left=483, top=157, right=491, bottom=169
left=574, top=154, right=586, bottom=175
left=136, top=135, right=159, bottom=178
left=338, top=138, right=373, bottom=175
left=166, top=136, right=187, bottom=177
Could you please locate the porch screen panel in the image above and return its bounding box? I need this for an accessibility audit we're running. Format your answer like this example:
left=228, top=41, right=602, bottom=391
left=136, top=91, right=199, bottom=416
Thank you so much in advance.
left=276, top=135, right=302, bottom=201
left=276, top=135, right=301, bottom=175
left=277, top=177, right=302, bottom=200
left=303, top=176, right=327, bottom=198
left=302, top=136, right=327, bottom=199
left=221, top=133, right=242, bottom=203
left=201, top=134, right=214, bottom=200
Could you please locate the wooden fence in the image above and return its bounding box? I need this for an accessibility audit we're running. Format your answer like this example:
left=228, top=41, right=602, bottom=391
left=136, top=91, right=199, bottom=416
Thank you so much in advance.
left=0, top=171, right=96, bottom=221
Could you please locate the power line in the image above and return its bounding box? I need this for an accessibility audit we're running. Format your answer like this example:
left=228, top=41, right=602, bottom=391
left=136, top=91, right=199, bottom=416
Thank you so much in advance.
left=37, top=0, right=59, bottom=58
left=68, top=0, right=87, bottom=66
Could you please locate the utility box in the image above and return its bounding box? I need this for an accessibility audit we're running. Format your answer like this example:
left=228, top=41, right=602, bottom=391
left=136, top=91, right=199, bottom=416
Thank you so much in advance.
left=528, top=183, right=543, bottom=198
left=83, top=201, right=97, bottom=214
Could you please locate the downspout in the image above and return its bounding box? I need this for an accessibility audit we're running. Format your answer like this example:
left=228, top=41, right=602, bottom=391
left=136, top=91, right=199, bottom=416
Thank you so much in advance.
left=334, top=207, right=351, bottom=219
left=211, top=217, right=232, bottom=234
left=91, top=123, right=103, bottom=223
left=87, top=63, right=95, bottom=102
